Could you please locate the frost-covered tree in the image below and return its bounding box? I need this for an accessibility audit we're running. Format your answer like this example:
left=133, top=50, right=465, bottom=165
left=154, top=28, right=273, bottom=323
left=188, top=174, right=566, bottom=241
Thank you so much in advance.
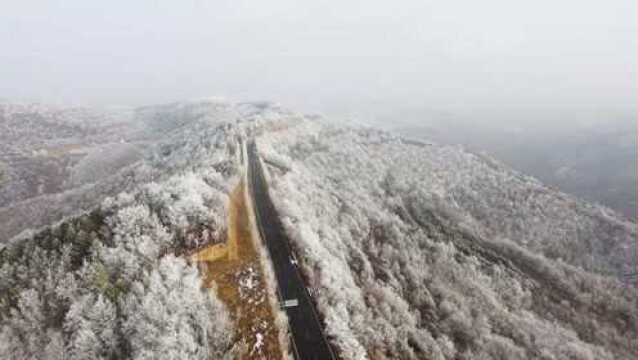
left=256, top=116, right=638, bottom=359
left=64, top=294, right=118, bottom=360
left=121, top=256, right=233, bottom=360
left=6, top=99, right=636, bottom=359
left=1, top=100, right=246, bottom=360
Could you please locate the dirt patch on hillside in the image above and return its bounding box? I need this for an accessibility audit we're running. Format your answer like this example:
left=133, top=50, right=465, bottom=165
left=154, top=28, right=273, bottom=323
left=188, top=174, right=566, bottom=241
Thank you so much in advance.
left=193, top=182, right=283, bottom=359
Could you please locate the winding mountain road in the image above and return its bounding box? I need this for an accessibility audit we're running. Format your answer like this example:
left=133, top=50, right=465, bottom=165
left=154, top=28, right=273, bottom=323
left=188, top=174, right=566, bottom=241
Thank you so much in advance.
left=246, top=140, right=337, bottom=360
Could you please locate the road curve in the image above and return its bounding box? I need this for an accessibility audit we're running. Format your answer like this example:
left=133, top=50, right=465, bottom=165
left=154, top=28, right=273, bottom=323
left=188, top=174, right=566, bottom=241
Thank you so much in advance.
left=246, top=140, right=337, bottom=360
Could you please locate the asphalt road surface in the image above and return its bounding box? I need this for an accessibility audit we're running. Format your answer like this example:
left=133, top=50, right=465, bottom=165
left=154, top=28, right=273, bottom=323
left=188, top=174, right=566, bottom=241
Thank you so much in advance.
left=247, top=141, right=337, bottom=360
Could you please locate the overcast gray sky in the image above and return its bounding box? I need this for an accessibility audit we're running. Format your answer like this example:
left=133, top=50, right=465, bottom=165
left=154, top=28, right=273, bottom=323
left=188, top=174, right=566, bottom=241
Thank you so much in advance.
left=1, top=0, right=637, bottom=114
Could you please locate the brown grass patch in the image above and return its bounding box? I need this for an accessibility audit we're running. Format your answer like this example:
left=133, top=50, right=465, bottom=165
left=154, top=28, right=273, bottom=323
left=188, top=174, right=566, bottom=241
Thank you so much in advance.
left=195, top=182, right=283, bottom=359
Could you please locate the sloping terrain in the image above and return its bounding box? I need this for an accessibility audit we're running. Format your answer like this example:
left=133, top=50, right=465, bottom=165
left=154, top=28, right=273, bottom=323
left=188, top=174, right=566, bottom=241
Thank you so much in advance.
left=2, top=100, right=638, bottom=360
left=0, top=102, right=139, bottom=206
left=0, top=101, right=248, bottom=359
left=256, top=118, right=638, bottom=359
left=258, top=120, right=638, bottom=278
left=0, top=100, right=240, bottom=243
left=382, top=110, right=638, bottom=219
left=192, top=182, right=285, bottom=359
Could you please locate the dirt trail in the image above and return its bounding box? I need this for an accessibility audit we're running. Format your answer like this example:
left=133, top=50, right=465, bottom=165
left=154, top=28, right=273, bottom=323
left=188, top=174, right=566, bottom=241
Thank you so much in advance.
left=193, top=182, right=282, bottom=359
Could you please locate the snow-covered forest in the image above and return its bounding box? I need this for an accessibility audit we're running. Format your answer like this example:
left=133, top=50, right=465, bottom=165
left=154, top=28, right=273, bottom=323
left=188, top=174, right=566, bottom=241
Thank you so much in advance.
left=257, top=118, right=638, bottom=359
left=0, top=100, right=243, bottom=243
left=2, top=99, right=638, bottom=359
left=0, top=100, right=250, bottom=359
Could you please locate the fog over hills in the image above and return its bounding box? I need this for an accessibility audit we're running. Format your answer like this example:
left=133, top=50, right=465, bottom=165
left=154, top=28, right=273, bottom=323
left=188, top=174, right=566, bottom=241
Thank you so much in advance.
left=3, top=1, right=637, bottom=359
left=1, top=100, right=637, bottom=359
left=0, top=100, right=239, bottom=242
left=355, top=106, right=638, bottom=219
left=259, top=116, right=638, bottom=359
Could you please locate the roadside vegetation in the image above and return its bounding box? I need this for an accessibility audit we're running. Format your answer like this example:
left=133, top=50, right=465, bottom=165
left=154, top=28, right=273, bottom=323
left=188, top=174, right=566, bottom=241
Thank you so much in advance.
left=0, top=102, right=247, bottom=359
left=0, top=170, right=238, bottom=359
left=192, top=183, right=283, bottom=359
left=3, top=99, right=638, bottom=360
left=258, top=118, right=638, bottom=360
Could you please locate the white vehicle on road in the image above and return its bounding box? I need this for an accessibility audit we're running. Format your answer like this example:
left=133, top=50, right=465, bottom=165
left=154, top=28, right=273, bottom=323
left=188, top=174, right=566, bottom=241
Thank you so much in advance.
left=281, top=299, right=299, bottom=308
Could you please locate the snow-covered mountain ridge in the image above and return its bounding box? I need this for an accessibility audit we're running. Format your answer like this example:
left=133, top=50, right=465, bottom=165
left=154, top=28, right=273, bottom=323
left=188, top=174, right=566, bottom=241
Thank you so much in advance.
left=256, top=113, right=638, bottom=359
left=1, top=100, right=637, bottom=359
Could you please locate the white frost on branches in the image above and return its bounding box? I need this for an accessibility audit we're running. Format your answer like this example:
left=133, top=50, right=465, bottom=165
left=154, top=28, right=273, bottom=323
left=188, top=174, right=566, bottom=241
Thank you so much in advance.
left=122, top=256, right=232, bottom=360
left=258, top=118, right=638, bottom=359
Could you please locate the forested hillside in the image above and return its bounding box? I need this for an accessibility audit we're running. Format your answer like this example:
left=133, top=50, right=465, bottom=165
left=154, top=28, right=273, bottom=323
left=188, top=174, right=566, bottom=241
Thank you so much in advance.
left=2, top=100, right=638, bottom=359
left=379, top=110, right=638, bottom=219
left=0, top=100, right=240, bottom=243
left=1, top=101, right=247, bottom=359
left=257, top=118, right=638, bottom=359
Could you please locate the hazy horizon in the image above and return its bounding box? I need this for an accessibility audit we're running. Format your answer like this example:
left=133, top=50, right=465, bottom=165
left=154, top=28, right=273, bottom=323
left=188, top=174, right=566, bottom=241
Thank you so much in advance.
left=2, top=0, right=637, bottom=117
left=3, top=3, right=638, bottom=359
